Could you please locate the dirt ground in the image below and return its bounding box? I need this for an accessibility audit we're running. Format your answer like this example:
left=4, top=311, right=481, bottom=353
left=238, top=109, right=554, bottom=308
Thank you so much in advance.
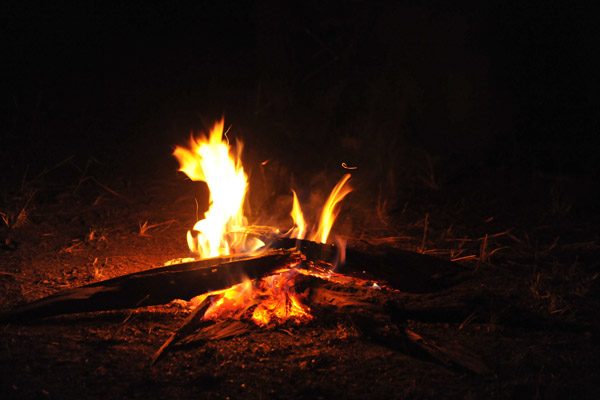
left=2, top=4, right=597, bottom=398
left=1, top=150, right=599, bottom=400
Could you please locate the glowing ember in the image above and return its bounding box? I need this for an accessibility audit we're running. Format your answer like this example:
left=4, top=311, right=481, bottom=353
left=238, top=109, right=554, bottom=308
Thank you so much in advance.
left=188, top=265, right=312, bottom=327
left=185, top=263, right=384, bottom=327
left=173, top=118, right=262, bottom=257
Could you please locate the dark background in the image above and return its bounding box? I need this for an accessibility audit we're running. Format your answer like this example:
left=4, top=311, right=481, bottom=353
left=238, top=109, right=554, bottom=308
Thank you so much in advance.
left=1, top=1, right=597, bottom=218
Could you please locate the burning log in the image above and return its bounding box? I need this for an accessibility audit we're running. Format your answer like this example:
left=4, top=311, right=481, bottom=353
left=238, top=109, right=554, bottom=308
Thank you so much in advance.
left=0, top=249, right=300, bottom=322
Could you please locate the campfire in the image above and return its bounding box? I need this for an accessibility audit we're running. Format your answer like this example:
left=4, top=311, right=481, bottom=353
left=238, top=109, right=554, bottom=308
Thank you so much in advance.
left=0, top=118, right=489, bottom=374
left=170, top=118, right=354, bottom=329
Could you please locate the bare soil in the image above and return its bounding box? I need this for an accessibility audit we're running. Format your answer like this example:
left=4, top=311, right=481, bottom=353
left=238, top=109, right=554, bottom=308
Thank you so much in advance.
left=1, top=155, right=599, bottom=400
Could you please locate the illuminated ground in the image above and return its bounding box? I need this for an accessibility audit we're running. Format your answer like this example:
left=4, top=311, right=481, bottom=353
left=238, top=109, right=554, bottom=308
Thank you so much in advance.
left=2, top=3, right=597, bottom=398
left=1, top=154, right=599, bottom=399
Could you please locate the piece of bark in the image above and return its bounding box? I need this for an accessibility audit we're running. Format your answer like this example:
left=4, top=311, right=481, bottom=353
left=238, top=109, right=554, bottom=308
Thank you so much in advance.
left=404, top=329, right=491, bottom=375
left=1, top=249, right=301, bottom=322
left=179, top=319, right=253, bottom=343
left=309, top=287, right=381, bottom=310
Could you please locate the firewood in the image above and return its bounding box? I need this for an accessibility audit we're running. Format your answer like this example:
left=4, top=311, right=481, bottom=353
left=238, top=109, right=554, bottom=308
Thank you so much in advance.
left=1, top=233, right=464, bottom=325
left=1, top=249, right=301, bottom=322
left=152, top=295, right=216, bottom=365
left=404, top=329, right=491, bottom=375
left=178, top=320, right=253, bottom=344
left=307, top=279, right=491, bottom=375
left=249, top=232, right=465, bottom=293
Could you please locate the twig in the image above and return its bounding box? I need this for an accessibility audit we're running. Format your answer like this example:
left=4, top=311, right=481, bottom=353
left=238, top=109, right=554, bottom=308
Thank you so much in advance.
left=419, top=213, right=429, bottom=253
left=20, top=164, right=29, bottom=193
left=139, top=220, right=167, bottom=236
left=477, top=234, right=488, bottom=271
left=33, top=155, right=75, bottom=180
left=459, top=311, right=477, bottom=330
left=122, top=295, right=150, bottom=325
left=75, top=176, right=125, bottom=199
left=451, top=255, right=477, bottom=262
left=152, top=296, right=215, bottom=365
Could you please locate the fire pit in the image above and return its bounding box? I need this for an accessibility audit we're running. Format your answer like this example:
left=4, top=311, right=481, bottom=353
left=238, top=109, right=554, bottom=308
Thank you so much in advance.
left=1, top=118, right=486, bottom=375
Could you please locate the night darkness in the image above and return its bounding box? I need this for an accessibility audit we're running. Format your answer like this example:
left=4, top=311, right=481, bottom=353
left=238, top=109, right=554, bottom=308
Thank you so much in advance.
left=1, top=2, right=599, bottom=399
left=3, top=2, right=595, bottom=174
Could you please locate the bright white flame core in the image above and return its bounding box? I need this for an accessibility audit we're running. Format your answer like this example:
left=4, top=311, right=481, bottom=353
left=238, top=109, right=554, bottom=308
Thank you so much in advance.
left=173, top=119, right=250, bottom=257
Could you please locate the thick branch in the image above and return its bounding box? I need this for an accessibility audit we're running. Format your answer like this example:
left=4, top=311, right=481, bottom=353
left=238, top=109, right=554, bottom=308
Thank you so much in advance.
left=1, top=249, right=300, bottom=322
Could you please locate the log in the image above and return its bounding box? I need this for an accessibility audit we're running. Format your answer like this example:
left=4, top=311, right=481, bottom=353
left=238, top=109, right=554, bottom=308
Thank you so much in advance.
left=1, top=234, right=464, bottom=323
left=263, top=236, right=465, bottom=293
left=404, top=329, right=491, bottom=375
left=1, top=249, right=301, bottom=322
left=307, top=280, right=491, bottom=375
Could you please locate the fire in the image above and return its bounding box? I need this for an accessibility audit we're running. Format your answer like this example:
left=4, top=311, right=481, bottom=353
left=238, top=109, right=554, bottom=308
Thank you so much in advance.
left=173, top=118, right=261, bottom=257
left=289, top=189, right=306, bottom=240
left=189, top=265, right=312, bottom=327
left=311, top=173, right=352, bottom=244
left=173, top=118, right=353, bottom=327
left=289, top=174, right=352, bottom=244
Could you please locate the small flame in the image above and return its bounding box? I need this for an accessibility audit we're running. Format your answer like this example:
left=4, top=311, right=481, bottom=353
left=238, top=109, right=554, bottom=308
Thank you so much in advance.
left=290, top=189, right=306, bottom=240
left=173, top=118, right=255, bottom=257
left=311, top=173, right=352, bottom=244
left=190, top=266, right=312, bottom=327
left=186, top=263, right=385, bottom=327
left=290, top=174, right=352, bottom=244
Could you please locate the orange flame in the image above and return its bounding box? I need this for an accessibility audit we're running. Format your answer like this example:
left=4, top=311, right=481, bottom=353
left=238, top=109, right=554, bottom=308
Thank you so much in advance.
left=173, top=119, right=354, bottom=328
left=311, top=173, right=352, bottom=244
left=173, top=119, right=262, bottom=257
left=289, top=189, right=306, bottom=240
left=290, top=174, right=352, bottom=244
left=189, top=266, right=312, bottom=327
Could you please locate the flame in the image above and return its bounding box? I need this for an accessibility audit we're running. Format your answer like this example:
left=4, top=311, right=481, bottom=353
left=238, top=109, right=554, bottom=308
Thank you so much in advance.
left=311, top=173, right=352, bottom=244
left=290, top=174, right=352, bottom=244
left=173, top=119, right=258, bottom=257
left=289, top=189, right=306, bottom=240
left=189, top=266, right=312, bottom=327
left=173, top=118, right=354, bottom=329
left=186, top=263, right=385, bottom=327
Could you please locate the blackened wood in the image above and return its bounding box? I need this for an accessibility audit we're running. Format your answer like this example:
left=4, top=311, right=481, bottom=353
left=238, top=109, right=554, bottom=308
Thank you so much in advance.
left=152, top=295, right=216, bottom=365
left=1, top=249, right=300, bottom=322
left=308, top=283, right=490, bottom=375
left=404, top=329, right=491, bottom=375
left=264, top=236, right=465, bottom=293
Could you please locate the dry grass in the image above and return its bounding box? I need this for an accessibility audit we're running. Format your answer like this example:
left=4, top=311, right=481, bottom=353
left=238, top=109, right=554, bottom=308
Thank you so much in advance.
left=138, top=220, right=177, bottom=236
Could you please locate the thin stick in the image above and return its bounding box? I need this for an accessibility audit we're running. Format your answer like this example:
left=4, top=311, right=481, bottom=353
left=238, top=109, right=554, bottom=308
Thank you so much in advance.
left=152, top=296, right=215, bottom=365
left=420, top=213, right=429, bottom=253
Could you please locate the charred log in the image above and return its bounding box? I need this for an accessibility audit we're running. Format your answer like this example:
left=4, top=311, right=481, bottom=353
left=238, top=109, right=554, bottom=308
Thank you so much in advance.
left=306, top=276, right=490, bottom=375
left=263, top=235, right=465, bottom=293
left=1, top=249, right=300, bottom=322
